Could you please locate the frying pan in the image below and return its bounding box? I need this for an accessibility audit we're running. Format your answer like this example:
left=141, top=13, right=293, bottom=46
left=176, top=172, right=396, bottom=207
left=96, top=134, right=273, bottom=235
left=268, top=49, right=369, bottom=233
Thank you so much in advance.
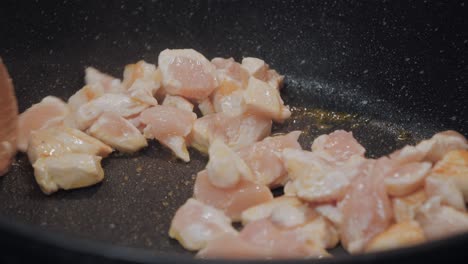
left=0, top=0, right=467, bottom=263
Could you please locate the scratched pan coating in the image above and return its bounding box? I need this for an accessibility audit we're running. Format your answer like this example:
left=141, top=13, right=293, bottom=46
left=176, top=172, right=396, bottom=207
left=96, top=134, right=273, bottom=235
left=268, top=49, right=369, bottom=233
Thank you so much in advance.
left=0, top=0, right=467, bottom=263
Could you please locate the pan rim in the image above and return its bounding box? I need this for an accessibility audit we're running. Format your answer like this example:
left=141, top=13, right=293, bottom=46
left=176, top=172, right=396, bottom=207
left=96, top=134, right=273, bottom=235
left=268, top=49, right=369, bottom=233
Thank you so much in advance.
left=1, top=214, right=467, bottom=263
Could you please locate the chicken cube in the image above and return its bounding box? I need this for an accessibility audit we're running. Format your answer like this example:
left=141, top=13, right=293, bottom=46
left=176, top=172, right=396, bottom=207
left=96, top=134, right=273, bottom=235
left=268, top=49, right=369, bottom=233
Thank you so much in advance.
left=392, top=189, right=427, bottom=223
left=162, top=95, right=194, bottom=112
left=169, top=198, right=236, bottom=251
left=430, top=150, right=468, bottom=201
left=158, top=49, right=218, bottom=100
left=27, top=126, right=112, bottom=164
left=243, top=77, right=291, bottom=122
left=365, top=221, right=426, bottom=252
left=33, top=153, right=104, bottom=195
left=140, top=105, right=196, bottom=162
left=190, top=112, right=271, bottom=153
left=206, top=140, right=253, bottom=188
left=17, top=96, right=69, bottom=152
left=416, top=196, right=468, bottom=241
left=85, top=67, right=123, bottom=93
left=88, top=112, right=147, bottom=153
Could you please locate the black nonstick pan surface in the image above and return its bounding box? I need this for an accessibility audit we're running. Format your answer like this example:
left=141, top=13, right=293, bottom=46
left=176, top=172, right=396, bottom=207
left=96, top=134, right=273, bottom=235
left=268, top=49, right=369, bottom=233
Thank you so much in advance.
left=0, top=0, right=467, bottom=263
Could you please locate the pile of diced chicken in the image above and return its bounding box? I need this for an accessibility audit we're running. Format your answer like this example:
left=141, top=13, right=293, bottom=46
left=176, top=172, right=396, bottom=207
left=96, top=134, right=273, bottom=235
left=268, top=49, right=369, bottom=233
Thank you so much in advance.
left=171, top=128, right=468, bottom=259
left=15, top=49, right=287, bottom=195
left=10, top=49, right=468, bottom=259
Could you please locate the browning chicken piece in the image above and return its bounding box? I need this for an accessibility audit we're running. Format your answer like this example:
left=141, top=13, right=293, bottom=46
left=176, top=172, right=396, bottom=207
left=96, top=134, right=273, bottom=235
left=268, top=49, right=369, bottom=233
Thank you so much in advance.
left=85, top=67, right=123, bottom=93
left=425, top=175, right=466, bottom=212
left=430, top=150, right=468, bottom=201
left=340, top=159, right=393, bottom=254
left=27, top=126, right=112, bottom=164
left=169, top=198, right=236, bottom=251
left=416, top=196, right=468, bottom=241
left=122, top=60, right=161, bottom=94
left=194, top=170, right=273, bottom=221
left=206, top=140, right=253, bottom=188
left=17, top=96, right=69, bottom=152
left=392, top=189, right=427, bottom=223
left=0, top=59, right=18, bottom=176
left=416, top=131, right=468, bottom=163
left=88, top=112, right=147, bottom=153
left=384, top=161, right=432, bottom=197
left=241, top=57, right=269, bottom=80
left=158, top=49, right=218, bottom=100
left=389, top=131, right=468, bottom=165
left=190, top=112, right=272, bottom=153
left=211, top=57, right=249, bottom=87
left=140, top=105, right=197, bottom=162
left=365, top=221, right=426, bottom=252
left=212, top=80, right=246, bottom=116
left=237, top=131, right=302, bottom=187
left=68, top=84, right=105, bottom=113
left=33, top=153, right=104, bottom=195
left=243, top=77, right=291, bottom=122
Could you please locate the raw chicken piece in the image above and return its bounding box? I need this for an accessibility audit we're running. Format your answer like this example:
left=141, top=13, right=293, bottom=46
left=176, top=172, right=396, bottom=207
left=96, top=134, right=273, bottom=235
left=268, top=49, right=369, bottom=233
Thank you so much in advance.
left=236, top=131, right=302, bottom=187
left=33, top=153, right=104, bottom=195
left=241, top=196, right=308, bottom=225
left=169, top=198, right=236, bottom=251
left=198, top=98, right=215, bottom=116
left=416, top=197, right=468, bottom=241
left=430, top=150, right=468, bottom=201
left=392, top=189, right=427, bottom=223
left=68, top=84, right=105, bottom=113
left=265, top=69, right=285, bottom=90
left=140, top=105, right=196, bottom=162
left=190, top=112, right=271, bottom=153
left=27, top=126, right=112, bottom=164
left=206, top=140, right=253, bottom=188
left=416, top=131, right=468, bottom=163
left=241, top=57, right=268, bottom=80
left=313, top=204, right=343, bottom=227
left=212, top=80, right=246, bottom=116
left=85, top=67, right=123, bottom=93
left=239, top=218, right=331, bottom=258
left=340, top=159, right=393, bottom=254
left=0, top=59, right=18, bottom=176
left=17, top=96, right=69, bottom=152
left=243, top=77, right=291, bottom=122
left=126, top=79, right=158, bottom=106
left=365, top=221, right=426, bottom=252
left=75, top=93, right=149, bottom=130
left=282, top=149, right=367, bottom=202
left=197, top=233, right=273, bottom=259
left=425, top=175, right=466, bottom=212
left=211, top=57, right=249, bottom=87
left=311, top=130, right=365, bottom=162
left=389, top=131, right=467, bottom=165
left=122, top=60, right=161, bottom=95
left=389, top=145, right=426, bottom=164
left=88, top=112, right=147, bottom=153
left=384, top=162, right=432, bottom=197
left=158, top=49, right=218, bottom=100
left=162, top=95, right=194, bottom=112
left=193, top=170, right=273, bottom=221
